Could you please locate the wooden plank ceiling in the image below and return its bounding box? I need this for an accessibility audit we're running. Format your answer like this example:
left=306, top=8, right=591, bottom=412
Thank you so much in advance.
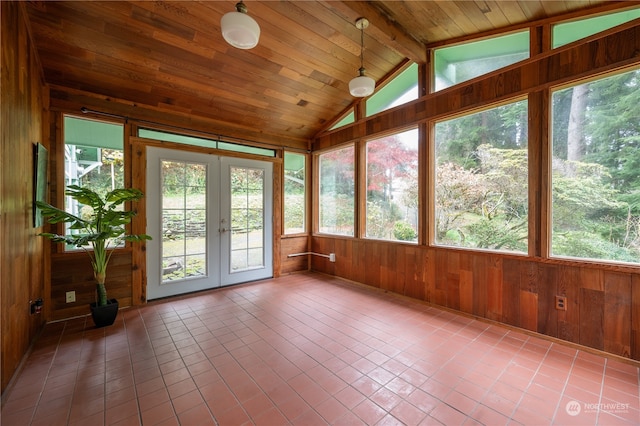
left=24, top=1, right=613, bottom=148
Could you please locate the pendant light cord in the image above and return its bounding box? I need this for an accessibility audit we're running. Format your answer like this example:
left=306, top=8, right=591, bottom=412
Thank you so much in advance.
left=360, top=24, right=364, bottom=70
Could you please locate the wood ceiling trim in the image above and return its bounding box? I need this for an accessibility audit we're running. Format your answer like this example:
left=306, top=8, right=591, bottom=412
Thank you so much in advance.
left=323, top=1, right=427, bottom=63
left=26, top=1, right=629, bottom=144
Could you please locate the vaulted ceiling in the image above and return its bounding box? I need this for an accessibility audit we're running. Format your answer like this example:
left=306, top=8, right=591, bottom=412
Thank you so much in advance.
left=24, top=1, right=616, bottom=148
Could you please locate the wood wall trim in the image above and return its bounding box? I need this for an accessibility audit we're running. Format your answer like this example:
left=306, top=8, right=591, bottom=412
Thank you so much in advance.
left=273, top=161, right=283, bottom=278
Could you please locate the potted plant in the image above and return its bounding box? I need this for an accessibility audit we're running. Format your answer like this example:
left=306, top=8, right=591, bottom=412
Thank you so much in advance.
left=37, top=185, right=151, bottom=327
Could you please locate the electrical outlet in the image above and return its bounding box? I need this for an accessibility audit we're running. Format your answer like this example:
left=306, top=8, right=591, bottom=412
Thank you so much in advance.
left=555, top=295, right=567, bottom=311
left=329, top=253, right=336, bottom=262
left=66, top=291, right=76, bottom=303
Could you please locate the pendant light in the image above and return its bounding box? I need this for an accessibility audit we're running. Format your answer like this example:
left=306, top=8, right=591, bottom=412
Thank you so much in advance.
left=221, top=1, right=260, bottom=50
left=349, top=17, right=375, bottom=97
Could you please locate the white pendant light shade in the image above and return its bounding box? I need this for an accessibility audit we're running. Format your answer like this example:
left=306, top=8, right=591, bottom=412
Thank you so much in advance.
left=349, top=72, right=375, bottom=97
left=350, top=18, right=375, bottom=97
left=221, top=2, right=260, bottom=49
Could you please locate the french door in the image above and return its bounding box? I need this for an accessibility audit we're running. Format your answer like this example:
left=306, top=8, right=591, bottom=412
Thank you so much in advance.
left=146, top=147, right=272, bottom=300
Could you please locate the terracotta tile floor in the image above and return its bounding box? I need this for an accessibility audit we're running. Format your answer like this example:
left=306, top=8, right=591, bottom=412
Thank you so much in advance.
left=2, top=273, right=639, bottom=425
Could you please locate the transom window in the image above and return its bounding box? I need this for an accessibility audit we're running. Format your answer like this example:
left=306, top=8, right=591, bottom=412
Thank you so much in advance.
left=434, top=31, right=529, bottom=92
left=138, top=128, right=275, bottom=157
left=366, top=63, right=419, bottom=117
left=553, top=7, right=640, bottom=48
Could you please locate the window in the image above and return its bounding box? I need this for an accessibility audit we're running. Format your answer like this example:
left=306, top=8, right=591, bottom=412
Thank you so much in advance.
left=434, top=100, right=529, bottom=253
left=317, top=146, right=355, bottom=236
left=64, top=116, right=124, bottom=248
left=138, top=128, right=276, bottom=157
left=366, top=63, right=419, bottom=117
left=553, top=7, right=640, bottom=48
left=329, top=111, right=355, bottom=131
left=366, top=129, right=419, bottom=242
left=284, top=152, right=306, bottom=234
left=434, top=31, right=529, bottom=91
left=550, top=68, right=640, bottom=264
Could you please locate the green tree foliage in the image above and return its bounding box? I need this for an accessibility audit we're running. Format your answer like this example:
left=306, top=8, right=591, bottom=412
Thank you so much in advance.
left=366, top=134, right=418, bottom=240
left=78, top=149, right=124, bottom=196
left=436, top=102, right=527, bottom=169
left=435, top=100, right=529, bottom=252
left=393, top=221, right=418, bottom=241
left=584, top=71, right=640, bottom=192
left=435, top=148, right=528, bottom=251
left=551, top=69, right=640, bottom=262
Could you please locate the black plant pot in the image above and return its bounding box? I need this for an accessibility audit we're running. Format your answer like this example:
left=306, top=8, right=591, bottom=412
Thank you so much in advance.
left=90, top=298, right=119, bottom=328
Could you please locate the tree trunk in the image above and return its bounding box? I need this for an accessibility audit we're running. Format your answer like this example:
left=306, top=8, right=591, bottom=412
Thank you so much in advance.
left=567, top=83, right=589, bottom=162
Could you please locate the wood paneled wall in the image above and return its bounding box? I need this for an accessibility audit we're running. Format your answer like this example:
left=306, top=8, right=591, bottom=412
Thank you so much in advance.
left=1, top=2, right=47, bottom=394
left=49, top=251, right=134, bottom=321
left=310, top=238, right=640, bottom=360
left=281, top=236, right=310, bottom=275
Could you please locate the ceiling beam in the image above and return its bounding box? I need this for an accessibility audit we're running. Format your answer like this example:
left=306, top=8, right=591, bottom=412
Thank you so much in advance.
left=323, top=1, right=427, bottom=64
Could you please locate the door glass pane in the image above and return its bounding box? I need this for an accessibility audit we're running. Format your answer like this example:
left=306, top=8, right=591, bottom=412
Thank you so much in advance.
left=161, top=161, right=207, bottom=282
left=230, top=167, right=265, bottom=272
left=248, top=248, right=264, bottom=268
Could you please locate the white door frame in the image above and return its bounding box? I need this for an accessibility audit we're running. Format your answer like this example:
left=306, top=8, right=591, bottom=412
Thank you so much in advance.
left=145, top=146, right=272, bottom=300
